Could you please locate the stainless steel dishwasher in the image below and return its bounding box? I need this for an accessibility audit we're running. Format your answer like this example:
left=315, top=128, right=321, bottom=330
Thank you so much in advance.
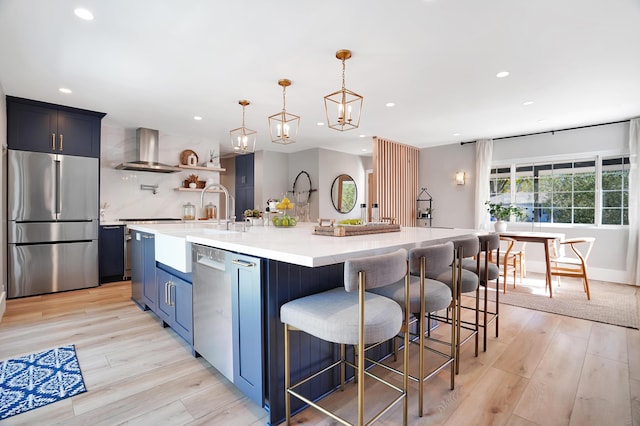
left=192, top=244, right=234, bottom=382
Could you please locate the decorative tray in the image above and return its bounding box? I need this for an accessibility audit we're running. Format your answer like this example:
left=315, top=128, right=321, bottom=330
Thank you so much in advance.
left=313, top=222, right=400, bottom=237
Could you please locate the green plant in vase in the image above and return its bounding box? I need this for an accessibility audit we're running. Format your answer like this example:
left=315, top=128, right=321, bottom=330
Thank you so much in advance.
left=485, top=201, right=525, bottom=232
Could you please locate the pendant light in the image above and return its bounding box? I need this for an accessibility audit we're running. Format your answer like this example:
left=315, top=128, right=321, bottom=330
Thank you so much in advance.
left=230, top=100, right=256, bottom=154
left=268, top=79, right=300, bottom=145
left=323, top=49, right=363, bottom=131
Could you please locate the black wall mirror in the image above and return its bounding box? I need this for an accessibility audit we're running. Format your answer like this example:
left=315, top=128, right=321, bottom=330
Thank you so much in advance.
left=331, top=174, right=357, bottom=213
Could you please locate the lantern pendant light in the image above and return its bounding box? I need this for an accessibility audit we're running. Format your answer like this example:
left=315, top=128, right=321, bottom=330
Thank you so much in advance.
left=229, top=100, right=256, bottom=154
left=323, top=49, right=363, bottom=131
left=269, top=79, right=300, bottom=145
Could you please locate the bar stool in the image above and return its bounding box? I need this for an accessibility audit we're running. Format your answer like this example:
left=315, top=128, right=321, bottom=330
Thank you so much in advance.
left=461, top=234, right=500, bottom=352
left=369, top=242, right=456, bottom=417
left=281, top=248, right=410, bottom=426
left=424, top=236, right=479, bottom=374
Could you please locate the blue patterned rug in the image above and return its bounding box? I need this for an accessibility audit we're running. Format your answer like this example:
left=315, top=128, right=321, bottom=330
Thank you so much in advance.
left=0, top=344, right=87, bottom=420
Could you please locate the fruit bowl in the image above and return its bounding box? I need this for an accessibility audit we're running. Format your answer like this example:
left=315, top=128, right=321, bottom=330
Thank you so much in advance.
left=272, top=213, right=298, bottom=228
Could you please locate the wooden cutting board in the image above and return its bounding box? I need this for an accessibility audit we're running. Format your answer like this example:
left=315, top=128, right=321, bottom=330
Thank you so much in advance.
left=313, top=223, right=400, bottom=237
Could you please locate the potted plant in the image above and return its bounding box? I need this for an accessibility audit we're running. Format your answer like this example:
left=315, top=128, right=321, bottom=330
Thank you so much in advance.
left=243, top=208, right=263, bottom=226
left=485, top=201, right=525, bottom=232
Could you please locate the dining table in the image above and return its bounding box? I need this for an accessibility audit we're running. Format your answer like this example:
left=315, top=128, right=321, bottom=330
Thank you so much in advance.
left=499, top=231, right=565, bottom=298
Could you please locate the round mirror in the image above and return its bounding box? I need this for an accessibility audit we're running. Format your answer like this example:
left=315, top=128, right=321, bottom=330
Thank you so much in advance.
left=331, top=174, right=357, bottom=213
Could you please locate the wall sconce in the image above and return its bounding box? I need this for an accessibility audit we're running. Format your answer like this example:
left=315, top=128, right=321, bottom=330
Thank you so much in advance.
left=455, top=171, right=466, bottom=185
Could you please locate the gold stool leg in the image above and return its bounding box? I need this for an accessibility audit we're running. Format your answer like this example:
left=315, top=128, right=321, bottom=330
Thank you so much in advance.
left=284, top=323, right=291, bottom=425
left=340, top=343, right=345, bottom=391
left=419, top=257, right=426, bottom=417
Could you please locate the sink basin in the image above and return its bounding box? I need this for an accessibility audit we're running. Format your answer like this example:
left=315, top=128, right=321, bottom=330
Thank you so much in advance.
left=155, top=233, right=193, bottom=273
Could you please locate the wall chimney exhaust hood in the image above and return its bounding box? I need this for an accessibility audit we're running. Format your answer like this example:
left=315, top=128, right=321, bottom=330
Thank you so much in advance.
left=115, top=128, right=182, bottom=173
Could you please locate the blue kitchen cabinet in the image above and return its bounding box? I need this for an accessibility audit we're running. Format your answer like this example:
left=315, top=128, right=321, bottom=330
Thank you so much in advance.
left=99, top=225, right=125, bottom=283
left=156, top=264, right=193, bottom=346
left=230, top=252, right=263, bottom=406
left=6, top=96, right=105, bottom=158
left=131, top=230, right=156, bottom=310
left=234, top=153, right=255, bottom=218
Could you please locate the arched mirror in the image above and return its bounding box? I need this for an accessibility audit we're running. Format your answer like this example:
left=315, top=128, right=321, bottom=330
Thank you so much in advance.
left=331, top=174, right=357, bottom=213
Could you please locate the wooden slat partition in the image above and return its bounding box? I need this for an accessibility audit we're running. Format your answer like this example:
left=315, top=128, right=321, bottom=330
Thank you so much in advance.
left=373, top=136, right=419, bottom=227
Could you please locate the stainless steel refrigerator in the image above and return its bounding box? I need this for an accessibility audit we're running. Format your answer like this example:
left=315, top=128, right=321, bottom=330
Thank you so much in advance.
left=7, top=150, right=99, bottom=298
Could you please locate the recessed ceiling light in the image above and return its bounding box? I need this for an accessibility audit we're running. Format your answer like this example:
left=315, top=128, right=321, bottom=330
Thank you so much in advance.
left=453, top=133, right=460, bottom=137
left=317, top=122, right=325, bottom=126
left=537, top=119, right=546, bottom=123
left=74, top=8, right=94, bottom=20
left=496, top=71, right=510, bottom=78
left=359, top=134, right=366, bottom=138
left=59, top=88, right=72, bottom=94
left=361, top=148, right=368, bottom=152
left=385, top=102, right=395, bottom=107
left=522, top=101, right=534, bottom=106
left=193, top=116, right=202, bottom=121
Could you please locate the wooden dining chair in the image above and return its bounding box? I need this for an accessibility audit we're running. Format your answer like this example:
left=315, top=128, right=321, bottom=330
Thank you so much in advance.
left=548, top=237, right=595, bottom=300
left=494, top=237, right=518, bottom=293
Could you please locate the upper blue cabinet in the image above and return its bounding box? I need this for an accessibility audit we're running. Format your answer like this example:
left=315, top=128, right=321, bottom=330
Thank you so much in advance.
left=7, top=96, right=106, bottom=158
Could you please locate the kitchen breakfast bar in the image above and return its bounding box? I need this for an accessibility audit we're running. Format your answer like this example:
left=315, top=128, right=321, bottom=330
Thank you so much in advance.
left=127, top=221, right=478, bottom=425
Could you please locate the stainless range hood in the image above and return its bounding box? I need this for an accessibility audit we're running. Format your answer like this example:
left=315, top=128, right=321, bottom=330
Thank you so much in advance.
left=116, top=128, right=182, bottom=173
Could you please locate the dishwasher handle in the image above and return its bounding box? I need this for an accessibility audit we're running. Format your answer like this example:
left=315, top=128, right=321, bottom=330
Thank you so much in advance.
left=231, top=258, right=255, bottom=268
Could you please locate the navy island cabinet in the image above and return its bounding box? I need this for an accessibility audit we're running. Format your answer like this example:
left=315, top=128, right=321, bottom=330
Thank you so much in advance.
left=6, top=96, right=105, bottom=158
left=130, top=231, right=156, bottom=310
left=156, top=264, right=193, bottom=346
left=230, top=252, right=263, bottom=407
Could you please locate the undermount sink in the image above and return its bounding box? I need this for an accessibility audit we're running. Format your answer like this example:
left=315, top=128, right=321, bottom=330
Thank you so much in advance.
left=202, top=227, right=238, bottom=235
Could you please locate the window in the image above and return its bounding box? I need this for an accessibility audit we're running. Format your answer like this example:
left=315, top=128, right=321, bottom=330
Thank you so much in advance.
left=601, top=156, right=630, bottom=225
left=490, top=155, right=629, bottom=225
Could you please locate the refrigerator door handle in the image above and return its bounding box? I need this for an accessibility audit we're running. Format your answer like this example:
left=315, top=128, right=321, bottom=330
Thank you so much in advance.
left=55, top=159, right=61, bottom=215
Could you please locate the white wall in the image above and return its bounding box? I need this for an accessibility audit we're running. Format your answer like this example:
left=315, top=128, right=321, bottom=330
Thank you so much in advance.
left=419, top=121, right=632, bottom=284
left=255, top=150, right=289, bottom=210
left=100, top=124, right=223, bottom=221
left=419, top=143, right=475, bottom=229
left=0, top=82, right=6, bottom=321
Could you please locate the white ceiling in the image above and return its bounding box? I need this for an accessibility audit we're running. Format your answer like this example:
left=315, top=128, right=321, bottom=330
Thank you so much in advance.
left=1, top=0, right=639, bottom=156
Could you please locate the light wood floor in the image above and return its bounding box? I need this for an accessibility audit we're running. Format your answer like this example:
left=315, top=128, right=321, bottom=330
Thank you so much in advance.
left=0, top=279, right=638, bottom=426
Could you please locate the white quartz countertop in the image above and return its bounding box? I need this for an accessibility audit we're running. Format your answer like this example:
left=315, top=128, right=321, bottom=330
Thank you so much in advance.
left=127, top=222, right=481, bottom=268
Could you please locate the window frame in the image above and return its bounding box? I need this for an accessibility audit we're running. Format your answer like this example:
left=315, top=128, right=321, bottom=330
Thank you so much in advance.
left=490, top=151, right=629, bottom=227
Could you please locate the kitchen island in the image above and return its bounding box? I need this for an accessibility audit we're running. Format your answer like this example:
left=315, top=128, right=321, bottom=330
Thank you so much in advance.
left=127, top=221, right=479, bottom=425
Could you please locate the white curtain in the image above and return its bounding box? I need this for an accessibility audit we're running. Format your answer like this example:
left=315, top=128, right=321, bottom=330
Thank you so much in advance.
left=474, top=139, right=493, bottom=230
left=627, top=118, right=640, bottom=286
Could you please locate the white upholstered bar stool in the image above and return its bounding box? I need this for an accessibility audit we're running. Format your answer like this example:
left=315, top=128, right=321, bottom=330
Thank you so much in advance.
left=424, top=236, right=479, bottom=374
left=370, top=242, right=456, bottom=417
left=281, top=248, right=410, bottom=426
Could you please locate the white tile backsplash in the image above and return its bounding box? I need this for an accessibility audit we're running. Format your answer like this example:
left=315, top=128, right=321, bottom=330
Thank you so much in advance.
left=100, top=124, right=223, bottom=221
